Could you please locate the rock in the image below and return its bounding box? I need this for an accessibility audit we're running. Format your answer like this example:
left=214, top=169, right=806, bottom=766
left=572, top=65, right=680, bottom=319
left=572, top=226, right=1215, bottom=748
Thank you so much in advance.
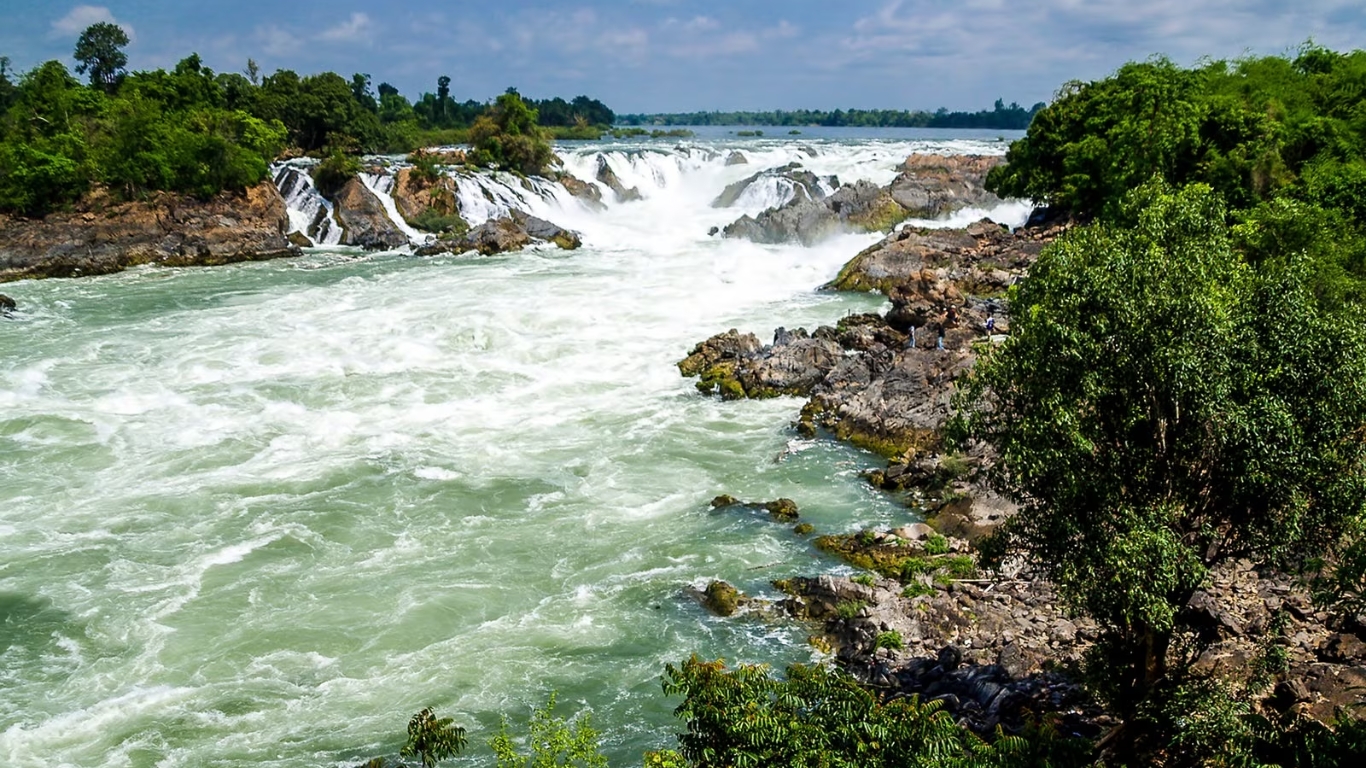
left=677, top=329, right=763, bottom=398
left=287, top=231, right=313, bottom=248
left=509, top=210, right=581, bottom=250
left=595, top=155, right=642, bottom=203
left=0, top=182, right=298, bottom=282
left=558, top=172, right=606, bottom=211
left=710, top=494, right=740, bottom=508
left=886, top=154, right=1004, bottom=219
left=725, top=151, right=748, bottom=166
left=719, top=176, right=913, bottom=246
left=702, top=580, right=745, bottom=617
left=391, top=168, right=468, bottom=234
left=734, top=330, right=845, bottom=398
left=763, top=498, right=800, bottom=522
left=0, top=294, right=14, bottom=314
left=331, top=177, right=410, bottom=250
left=1319, top=632, right=1366, bottom=663
left=892, top=523, right=937, bottom=542
left=825, top=219, right=1045, bottom=296
left=712, top=163, right=836, bottom=208
left=416, top=210, right=580, bottom=256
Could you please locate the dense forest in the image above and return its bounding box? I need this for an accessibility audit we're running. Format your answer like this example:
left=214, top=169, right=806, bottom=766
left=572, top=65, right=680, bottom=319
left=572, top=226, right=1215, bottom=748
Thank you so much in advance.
left=0, top=23, right=613, bottom=217
left=618, top=100, right=1045, bottom=129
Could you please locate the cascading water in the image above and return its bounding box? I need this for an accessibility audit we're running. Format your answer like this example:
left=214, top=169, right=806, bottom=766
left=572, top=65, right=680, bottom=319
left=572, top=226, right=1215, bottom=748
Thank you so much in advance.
left=2, top=132, right=1028, bottom=768
left=273, top=165, right=343, bottom=246
left=358, top=172, right=433, bottom=246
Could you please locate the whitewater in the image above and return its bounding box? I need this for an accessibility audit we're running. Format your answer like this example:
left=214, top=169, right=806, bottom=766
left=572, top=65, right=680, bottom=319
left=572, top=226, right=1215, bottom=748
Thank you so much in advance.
left=0, top=131, right=1028, bottom=767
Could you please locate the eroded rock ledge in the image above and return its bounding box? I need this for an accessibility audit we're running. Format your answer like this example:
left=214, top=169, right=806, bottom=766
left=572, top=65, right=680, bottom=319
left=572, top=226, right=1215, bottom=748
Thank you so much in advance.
left=0, top=182, right=297, bottom=283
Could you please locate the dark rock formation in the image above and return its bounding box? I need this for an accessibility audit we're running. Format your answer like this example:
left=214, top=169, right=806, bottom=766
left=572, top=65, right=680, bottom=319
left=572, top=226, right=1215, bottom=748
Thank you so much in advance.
left=710, top=495, right=801, bottom=522
left=725, top=151, right=749, bottom=166
left=331, top=177, right=409, bottom=250
left=595, top=155, right=642, bottom=203
left=0, top=293, right=14, bottom=314
left=416, top=210, right=580, bottom=257
left=712, top=162, right=837, bottom=209
left=0, top=182, right=298, bottom=283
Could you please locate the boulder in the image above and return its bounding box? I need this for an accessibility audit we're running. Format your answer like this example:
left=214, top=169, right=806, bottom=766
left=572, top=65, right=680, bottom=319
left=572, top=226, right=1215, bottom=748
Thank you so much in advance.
left=0, top=293, right=14, bottom=314
left=886, top=154, right=1004, bottom=218
left=826, top=180, right=908, bottom=232
left=392, top=168, right=467, bottom=233
left=712, top=162, right=836, bottom=208
left=722, top=197, right=841, bottom=246
left=733, top=328, right=845, bottom=398
left=557, top=172, right=606, bottom=211
left=702, top=580, right=746, bottom=617
left=0, top=182, right=298, bottom=282
left=416, top=209, right=580, bottom=257
left=595, top=155, right=642, bottom=203
left=725, top=151, right=749, bottom=166
left=331, top=177, right=410, bottom=250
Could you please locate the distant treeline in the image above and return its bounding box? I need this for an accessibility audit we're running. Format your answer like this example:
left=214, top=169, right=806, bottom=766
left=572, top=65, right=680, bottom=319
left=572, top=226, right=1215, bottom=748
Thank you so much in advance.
left=617, top=99, right=1046, bottom=130
left=0, top=22, right=618, bottom=216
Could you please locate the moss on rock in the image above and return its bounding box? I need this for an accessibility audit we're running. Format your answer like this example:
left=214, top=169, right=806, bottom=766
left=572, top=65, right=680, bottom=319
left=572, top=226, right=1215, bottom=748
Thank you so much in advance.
left=703, top=580, right=744, bottom=617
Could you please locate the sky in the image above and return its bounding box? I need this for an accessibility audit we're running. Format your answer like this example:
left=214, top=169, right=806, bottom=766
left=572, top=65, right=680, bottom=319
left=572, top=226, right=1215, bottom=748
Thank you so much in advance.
left=3, top=1, right=1364, bottom=113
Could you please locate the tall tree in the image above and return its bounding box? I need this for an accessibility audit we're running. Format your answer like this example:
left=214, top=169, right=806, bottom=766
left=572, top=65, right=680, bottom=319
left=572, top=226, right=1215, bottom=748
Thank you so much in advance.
left=436, top=74, right=450, bottom=120
left=953, top=181, right=1366, bottom=759
left=73, top=22, right=130, bottom=92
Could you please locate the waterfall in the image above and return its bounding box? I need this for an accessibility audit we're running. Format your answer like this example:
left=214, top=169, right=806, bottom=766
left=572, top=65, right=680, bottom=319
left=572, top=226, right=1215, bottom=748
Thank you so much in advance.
left=359, top=172, right=432, bottom=245
left=273, top=165, right=342, bottom=246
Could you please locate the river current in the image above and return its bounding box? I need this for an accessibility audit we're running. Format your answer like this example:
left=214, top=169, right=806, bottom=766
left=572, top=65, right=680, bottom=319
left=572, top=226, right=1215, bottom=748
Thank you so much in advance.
left=0, top=132, right=1027, bottom=767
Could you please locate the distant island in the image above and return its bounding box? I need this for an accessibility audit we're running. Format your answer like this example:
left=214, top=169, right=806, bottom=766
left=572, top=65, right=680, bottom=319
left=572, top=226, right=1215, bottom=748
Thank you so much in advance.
left=617, top=100, right=1045, bottom=130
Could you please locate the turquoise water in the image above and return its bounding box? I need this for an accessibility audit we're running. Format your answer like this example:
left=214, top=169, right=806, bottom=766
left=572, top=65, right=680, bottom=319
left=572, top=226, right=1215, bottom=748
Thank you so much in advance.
left=0, top=139, right=1016, bottom=767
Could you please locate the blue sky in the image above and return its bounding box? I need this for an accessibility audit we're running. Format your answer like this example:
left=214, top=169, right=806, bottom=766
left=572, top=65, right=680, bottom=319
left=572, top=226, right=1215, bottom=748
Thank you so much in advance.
left=4, top=1, right=1364, bottom=113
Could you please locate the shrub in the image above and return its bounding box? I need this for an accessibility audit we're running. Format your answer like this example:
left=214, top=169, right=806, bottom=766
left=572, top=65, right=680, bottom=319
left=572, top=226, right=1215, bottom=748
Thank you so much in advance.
left=312, top=148, right=359, bottom=198
left=874, top=630, right=904, bottom=651
left=924, top=534, right=950, bottom=556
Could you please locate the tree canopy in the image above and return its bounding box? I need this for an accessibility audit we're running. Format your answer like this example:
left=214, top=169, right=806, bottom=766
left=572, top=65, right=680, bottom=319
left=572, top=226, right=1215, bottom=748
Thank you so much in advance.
left=73, top=22, right=129, bottom=92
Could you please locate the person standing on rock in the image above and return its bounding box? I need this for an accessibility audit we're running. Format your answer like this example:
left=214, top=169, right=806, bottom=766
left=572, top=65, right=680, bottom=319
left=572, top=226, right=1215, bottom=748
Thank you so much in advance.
left=985, top=315, right=995, bottom=335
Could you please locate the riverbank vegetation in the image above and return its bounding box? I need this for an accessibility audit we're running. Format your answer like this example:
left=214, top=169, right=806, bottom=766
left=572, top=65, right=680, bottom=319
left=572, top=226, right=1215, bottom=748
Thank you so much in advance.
left=0, top=24, right=606, bottom=216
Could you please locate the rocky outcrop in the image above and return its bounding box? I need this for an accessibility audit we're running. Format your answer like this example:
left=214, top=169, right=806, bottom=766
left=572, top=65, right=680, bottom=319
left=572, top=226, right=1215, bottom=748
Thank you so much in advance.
left=721, top=153, right=1011, bottom=246
left=595, top=156, right=642, bottom=203
left=683, top=326, right=844, bottom=400
left=331, top=177, right=409, bottom=250
left=725, top=151, right=748, bottom=166
left=0, top=182, right=298, bottom=283
left=556, top=172, right=606, bottom=211
left=392, top=168, right=466, bottom=233
left=710, top=495, right=801, bottom=522
left=887, top=154, right=1004, bottom=218
left=416, top=209, right=581, bottom=257
left=826, top=218, right=1054, bottom=296
left=711, top=162, right=838, bottom=209
left=0, top=293, right=14, bottom=314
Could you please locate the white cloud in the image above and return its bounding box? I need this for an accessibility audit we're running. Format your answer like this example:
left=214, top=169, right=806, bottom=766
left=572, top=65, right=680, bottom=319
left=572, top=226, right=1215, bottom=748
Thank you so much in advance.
left=255, top=24, right=301, bottom=57
left=50, top=5, right=134, bottom=40
left=317, top=12, right=373, bottom=43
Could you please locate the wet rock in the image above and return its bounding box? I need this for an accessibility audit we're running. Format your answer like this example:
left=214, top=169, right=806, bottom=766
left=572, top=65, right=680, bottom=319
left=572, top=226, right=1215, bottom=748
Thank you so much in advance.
left=0, top=182, right=298, bottom=282
left=721, top=197, right=841, bottom=246
left=595, top=155, right=642, bottom=203
left=678, top=329, right=763, bottom=398
left=332, top=177, right=410, bottom=250
left=0, top=294, right=15, bottom=314
left=556, top=172, right=606, bottom=211
left=711, top=162, right=836, bottom=208
left=702, top=580, right=745, bottom=617
left=763, top=498, right=800, bottom=522
left=725, top=151, right=749, bottom=166
left=416, top=210, right=580, bottom=256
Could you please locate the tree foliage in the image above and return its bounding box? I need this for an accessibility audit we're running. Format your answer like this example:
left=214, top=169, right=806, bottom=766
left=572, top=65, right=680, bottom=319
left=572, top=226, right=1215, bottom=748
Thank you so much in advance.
left=661, top=656, right=1092, bottom=767
left=469, top=90, right=555, bottom=175
left=488, top=692, right=608, bottom=768
left=951, top=181, right=1366, bottom=757
left=73, top=22, right=129, bottom=92
left=399, top=707, right=467, bottom=768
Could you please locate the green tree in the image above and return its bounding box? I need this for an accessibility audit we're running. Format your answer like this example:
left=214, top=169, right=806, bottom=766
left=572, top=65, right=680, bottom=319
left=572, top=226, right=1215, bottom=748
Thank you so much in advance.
left=73, top=22, right=130, bottom=92
left=661, top=656, right=1090, bottom=767
left=468, top=90, right=554, bottom=175
left=952, top=181, right=1366, bottom=758
left=488, top=692, right=608, bottom=768
left=399, top=708, right=466, bottom=768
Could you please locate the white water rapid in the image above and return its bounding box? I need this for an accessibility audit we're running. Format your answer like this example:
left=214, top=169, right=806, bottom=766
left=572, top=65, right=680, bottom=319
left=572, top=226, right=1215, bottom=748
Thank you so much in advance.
left=1, top=132, right=1027, bottom=768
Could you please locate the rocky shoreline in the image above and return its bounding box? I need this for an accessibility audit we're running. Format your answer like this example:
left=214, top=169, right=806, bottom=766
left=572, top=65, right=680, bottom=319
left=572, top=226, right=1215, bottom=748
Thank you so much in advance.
left=678, top=163, right=1366, bottom=738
